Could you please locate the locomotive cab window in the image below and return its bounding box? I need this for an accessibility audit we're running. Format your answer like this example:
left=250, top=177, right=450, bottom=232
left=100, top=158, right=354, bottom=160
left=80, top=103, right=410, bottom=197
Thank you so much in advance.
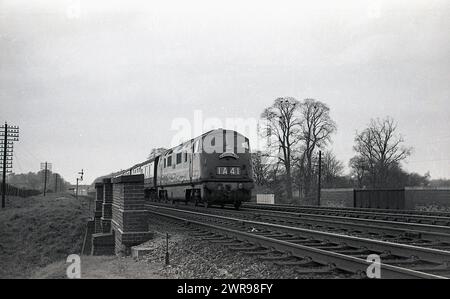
left=167, top=156, right=172, bottom=167
left=204, top=133, right=224, bottom=153
left=237, top=136, right=250, bottom=154
left=224, top=130, right=236, bottom=153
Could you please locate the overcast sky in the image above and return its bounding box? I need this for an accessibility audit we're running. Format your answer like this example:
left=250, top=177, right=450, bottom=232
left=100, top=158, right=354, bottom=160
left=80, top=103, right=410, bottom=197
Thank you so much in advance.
left=1, top=0, right=449, bottom=184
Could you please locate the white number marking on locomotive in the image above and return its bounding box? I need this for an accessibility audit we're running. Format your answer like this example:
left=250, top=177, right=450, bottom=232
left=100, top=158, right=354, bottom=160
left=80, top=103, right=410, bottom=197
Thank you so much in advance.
left=217, top=166, right=241, bottom=175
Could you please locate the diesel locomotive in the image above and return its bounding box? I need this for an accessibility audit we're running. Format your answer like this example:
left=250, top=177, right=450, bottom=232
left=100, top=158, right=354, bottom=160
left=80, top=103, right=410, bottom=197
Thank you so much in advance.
left=117, top=129, right=254, bottom=209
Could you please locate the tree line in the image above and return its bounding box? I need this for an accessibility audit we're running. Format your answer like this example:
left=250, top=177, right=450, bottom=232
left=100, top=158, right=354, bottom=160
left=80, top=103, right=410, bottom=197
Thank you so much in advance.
left=254, top=97, right=432, bottom=203
left=0, top=183, right=41, bottom=197
left=7, top=170, right=71, bottom=193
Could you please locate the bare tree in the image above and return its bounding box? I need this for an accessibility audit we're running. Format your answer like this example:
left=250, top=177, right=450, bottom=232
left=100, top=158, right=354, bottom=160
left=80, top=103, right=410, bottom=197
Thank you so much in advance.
left=292, top=151, right=306, bottom=197
left=351, top=117, right=412, bottom=188
left=349, top=156, right=368, bottom=188
left=266, top=158, right=287, bottom=202
left=261, top=97, right=302, bottom=202
left=299, top=99, right=336, bottom=196
left=322, top=151, right=344, bottom=187
left=251, top=151, right=271, bottom=186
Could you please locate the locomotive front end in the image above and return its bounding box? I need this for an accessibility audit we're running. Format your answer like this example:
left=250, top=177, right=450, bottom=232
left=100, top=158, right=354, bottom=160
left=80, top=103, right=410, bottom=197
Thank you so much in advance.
left=201, top=130, right=254, bottom=209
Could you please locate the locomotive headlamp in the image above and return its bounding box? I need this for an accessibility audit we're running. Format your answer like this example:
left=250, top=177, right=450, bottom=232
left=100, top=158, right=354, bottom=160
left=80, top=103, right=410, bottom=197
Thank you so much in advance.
left=238, top=183, right=243, bottom=189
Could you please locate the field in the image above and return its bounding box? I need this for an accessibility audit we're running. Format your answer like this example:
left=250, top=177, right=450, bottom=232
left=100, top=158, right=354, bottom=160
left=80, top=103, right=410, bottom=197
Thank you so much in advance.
left=0, top=193, right=92, bottom=278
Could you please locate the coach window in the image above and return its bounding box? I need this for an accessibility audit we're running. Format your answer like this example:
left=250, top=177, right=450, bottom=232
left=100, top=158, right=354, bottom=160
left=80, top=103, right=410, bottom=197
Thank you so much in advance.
left=167, top=156, right=172, bottom=167
left=184, top=152, right=188, bottom=162
left=164, top=158, right=166, bottom=168
left=176, top=152, right=182, bottom=164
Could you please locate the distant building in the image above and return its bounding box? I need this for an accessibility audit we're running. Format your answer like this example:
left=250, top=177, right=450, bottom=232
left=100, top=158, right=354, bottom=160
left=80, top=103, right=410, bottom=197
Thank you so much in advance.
left=69, top=185, right=89, bottom=196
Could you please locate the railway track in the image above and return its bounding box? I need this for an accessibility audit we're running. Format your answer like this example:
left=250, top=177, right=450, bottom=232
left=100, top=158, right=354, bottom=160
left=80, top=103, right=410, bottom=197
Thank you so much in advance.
left=148, top=201, right=450, bottom=246
left=243, top=203, right=450, bottom=226
left=147, top=204, right=450, bottom=279
left=245, top=203, right=450, bottom=217
left=243, top=207, right=450, bottom=245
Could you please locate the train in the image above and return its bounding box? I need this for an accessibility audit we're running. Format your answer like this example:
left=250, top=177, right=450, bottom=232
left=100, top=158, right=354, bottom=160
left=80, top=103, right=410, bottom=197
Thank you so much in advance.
left=114, top=129, right=254, bottom=209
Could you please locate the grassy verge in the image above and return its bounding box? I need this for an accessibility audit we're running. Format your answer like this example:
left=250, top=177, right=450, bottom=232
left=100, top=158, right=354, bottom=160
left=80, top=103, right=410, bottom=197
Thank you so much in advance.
left=0, top=193, right=93, bottom=278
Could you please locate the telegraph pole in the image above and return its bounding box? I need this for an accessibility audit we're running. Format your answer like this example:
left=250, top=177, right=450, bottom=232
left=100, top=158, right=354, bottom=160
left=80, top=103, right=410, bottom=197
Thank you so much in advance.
left=43, top=162, right=48, bottom=196
left=54, top=173, right=58, bottom=193
left=1, top=124, right=7, bottom=208
left=40, top=162, right=52, bottom=196
left=317, top=150, right=322, bottom=206
left=76, top=178, right=79, bottom=199
left=1, top=122, right=19, bottom=209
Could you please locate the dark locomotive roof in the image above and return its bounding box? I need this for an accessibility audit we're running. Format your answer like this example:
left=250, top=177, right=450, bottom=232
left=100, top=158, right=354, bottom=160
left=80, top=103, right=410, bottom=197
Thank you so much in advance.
left=163, top=129, right=215, bottom=156
left=101, top=128, right=249, bottom=178
left=159, top=128, right=248, bottom=158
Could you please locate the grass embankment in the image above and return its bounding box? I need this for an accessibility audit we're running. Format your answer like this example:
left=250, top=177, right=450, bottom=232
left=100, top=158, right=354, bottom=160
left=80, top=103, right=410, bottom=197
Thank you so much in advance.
left=0, top=193, right=93, bottom=278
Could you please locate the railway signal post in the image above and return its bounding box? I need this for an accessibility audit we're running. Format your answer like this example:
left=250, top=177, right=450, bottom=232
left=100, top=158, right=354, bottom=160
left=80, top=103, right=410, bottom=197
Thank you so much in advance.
left=165, top=233, right=170, bottom=265
left=75, top=169, right=84, bottom=199
left=1, top=122, right=19, bottom=209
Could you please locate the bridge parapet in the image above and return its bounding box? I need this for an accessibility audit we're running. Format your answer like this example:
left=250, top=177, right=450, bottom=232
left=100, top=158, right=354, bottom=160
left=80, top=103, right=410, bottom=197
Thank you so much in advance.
left=91, top=175, right=152, bottom=256
left=112, top=174, right=153, bottom=255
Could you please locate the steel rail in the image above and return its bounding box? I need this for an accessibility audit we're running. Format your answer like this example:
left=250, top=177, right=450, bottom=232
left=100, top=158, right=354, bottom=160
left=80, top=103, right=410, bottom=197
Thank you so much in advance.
left=244, top=202, right=450, bottom=217
left=150, top=201, right=450, bottom=243
left=147, top=204, right=450, bottom=267
left=243, top=207, right=450, bottom=239
left=148, top=208, right=447, bottom=279
left=249, top=210, right=450, bottom=244
left=243, top=203, right=450, bottom=225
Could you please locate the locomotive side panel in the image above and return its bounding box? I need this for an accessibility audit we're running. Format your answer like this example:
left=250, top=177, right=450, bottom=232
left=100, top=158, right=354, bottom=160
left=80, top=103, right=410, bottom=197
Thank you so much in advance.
left=158, top=138, right=202, bottom=187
